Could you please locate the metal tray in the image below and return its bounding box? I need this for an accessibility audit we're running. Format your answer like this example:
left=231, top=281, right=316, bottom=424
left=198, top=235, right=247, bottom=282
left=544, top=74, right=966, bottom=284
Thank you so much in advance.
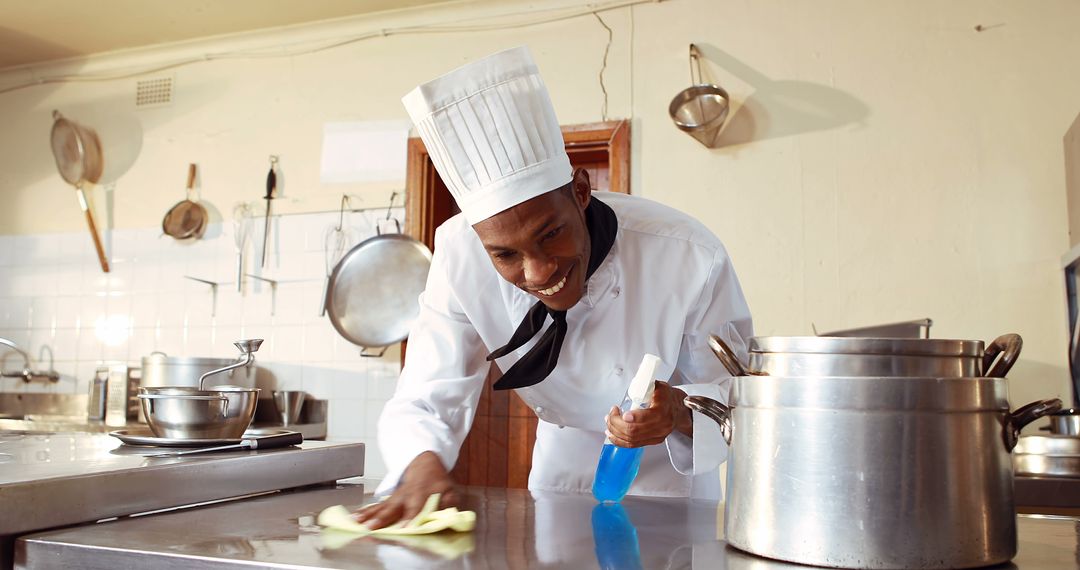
left=109, top=427, right=295, bottom=448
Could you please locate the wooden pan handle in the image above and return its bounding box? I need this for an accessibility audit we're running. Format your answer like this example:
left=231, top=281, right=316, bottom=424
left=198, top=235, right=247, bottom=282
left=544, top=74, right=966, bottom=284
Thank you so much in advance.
left=77, top=187, right=110, bottom=273
left=187, top=163, right=197, bottom=190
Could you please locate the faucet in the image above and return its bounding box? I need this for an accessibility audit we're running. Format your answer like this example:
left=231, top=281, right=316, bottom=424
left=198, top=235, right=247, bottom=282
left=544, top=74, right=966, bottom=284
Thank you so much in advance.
left=0, top=337, right=60, bottom=383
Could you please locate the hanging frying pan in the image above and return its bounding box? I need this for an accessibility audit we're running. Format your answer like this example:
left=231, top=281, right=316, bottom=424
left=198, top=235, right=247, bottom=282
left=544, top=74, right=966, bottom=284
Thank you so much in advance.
left=50, top=110, right=109, bottom=272
left=325, top=219, right=432, bottom=356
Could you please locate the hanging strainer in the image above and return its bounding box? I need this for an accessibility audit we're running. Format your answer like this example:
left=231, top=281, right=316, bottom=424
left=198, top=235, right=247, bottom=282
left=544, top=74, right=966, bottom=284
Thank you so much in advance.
left=669, top=44, right=730, bottom=148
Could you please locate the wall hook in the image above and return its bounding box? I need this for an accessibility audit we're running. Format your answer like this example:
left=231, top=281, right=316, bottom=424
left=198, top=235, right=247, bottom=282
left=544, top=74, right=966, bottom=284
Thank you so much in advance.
left=246, top=274, right=279, bottom=316
left=184, top=275, right=221, bottom=317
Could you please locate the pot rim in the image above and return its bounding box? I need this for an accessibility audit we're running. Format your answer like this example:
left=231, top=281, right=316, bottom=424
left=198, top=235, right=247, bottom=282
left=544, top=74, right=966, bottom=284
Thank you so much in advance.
left=749, top=336, right=984, bottom=357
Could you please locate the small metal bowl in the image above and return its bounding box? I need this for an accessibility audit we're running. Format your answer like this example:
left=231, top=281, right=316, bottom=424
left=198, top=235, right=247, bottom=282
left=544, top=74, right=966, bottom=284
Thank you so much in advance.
left=138, top=386, right=260, bottom=439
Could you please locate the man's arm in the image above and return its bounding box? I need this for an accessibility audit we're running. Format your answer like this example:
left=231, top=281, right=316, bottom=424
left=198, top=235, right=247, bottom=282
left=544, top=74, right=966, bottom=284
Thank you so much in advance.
left=354, top=451, right=457, bottom=528
left=362, top=231, right=490, bottom=528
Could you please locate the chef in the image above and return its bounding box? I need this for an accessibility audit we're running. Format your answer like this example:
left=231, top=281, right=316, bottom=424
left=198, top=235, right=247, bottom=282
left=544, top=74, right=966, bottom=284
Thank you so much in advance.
left=359, top=46, right=753, bottom=529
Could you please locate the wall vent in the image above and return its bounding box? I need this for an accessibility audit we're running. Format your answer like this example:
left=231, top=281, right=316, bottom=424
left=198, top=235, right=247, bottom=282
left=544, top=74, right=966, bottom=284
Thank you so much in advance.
left=135, top=77, right=173, bottom=108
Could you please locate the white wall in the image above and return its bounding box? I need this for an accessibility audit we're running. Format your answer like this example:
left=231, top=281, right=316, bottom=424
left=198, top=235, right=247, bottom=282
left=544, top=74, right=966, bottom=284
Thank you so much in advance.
left=1, top=0, right=1078, bottom=436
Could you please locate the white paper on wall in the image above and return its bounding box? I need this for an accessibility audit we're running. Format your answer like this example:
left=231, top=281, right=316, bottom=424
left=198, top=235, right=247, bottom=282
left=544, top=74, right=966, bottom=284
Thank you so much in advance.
left=319, top=120, right=411, bottom=184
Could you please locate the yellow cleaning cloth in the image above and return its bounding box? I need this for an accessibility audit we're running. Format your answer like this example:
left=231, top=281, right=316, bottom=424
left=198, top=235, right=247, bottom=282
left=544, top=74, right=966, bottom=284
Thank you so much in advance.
left=317, top=494, right=476, bottom=557
left=317, top=493, right=475, bottom=535
left=315, top=494, right=477, bottom=557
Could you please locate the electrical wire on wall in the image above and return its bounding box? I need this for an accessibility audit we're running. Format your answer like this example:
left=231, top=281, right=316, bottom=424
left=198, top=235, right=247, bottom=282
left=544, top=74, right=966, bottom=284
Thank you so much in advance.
left=594, top=12, right=613, bottom=122
left=0, top=0, right=657, bottom=98
left=628, top=3, right=635, bottom=119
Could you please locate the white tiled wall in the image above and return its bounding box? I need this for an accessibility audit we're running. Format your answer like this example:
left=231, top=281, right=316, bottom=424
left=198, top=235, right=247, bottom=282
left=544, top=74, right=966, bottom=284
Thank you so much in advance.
left=0, top=207, right=406, bottom=477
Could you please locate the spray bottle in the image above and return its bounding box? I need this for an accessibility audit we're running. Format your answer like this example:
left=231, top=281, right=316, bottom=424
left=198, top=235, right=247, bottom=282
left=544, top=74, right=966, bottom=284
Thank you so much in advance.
left=592, top=353, right=661, bottom=503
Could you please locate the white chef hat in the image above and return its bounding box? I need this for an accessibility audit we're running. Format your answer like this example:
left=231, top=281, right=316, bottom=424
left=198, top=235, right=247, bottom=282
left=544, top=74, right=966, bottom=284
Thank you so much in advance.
left=402, top=46, right=572, bottom=225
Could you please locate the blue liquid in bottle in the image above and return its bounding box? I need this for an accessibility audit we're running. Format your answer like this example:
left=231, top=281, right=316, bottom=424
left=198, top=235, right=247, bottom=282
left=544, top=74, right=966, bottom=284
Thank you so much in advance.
left=592, top=443, right=644, bottom=503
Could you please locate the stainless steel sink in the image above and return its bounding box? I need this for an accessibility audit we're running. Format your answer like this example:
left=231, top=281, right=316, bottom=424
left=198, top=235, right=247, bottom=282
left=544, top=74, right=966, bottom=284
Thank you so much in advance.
left=0, top=393, right=101, bottom=434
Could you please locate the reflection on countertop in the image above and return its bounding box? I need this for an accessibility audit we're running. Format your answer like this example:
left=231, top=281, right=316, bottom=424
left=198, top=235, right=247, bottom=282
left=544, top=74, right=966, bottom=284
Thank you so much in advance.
left=16, top=485, right=1080, bottom=570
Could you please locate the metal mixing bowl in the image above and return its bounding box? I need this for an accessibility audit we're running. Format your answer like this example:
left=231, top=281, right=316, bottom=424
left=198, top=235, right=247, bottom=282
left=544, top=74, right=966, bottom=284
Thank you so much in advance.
left=138, top=386, right=260, bottom=439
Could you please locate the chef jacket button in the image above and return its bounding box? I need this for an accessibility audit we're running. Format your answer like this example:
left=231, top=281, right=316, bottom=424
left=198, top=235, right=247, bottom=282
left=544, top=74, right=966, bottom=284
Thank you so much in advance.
left=535, top=406, right=544, bottom=415
left=558, top=424, right=565, bottom=429
left=611, top=287, right=621, bottom=298
left=614, top=366, right=624, bottom=376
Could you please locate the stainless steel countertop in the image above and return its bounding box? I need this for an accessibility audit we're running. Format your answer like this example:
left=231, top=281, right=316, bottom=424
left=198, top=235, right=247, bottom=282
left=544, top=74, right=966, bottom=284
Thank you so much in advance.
left=1, top=431, right=364, bottom=568
left=16, top=485, right=1080, bottom=569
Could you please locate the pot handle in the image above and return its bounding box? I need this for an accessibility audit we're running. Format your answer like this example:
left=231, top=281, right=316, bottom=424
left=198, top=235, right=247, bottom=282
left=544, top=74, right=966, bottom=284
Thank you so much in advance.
left=984, top=333, right=1022, bottom=378
left=1004, top=398, right=1062, bottom=451
left=683, top=395, right=733, bottom=445
left=245, top=430, right=304, bottom=449
left=707, top=334, right=761, bottom=377
left=360, top=346, right=389, bottom=358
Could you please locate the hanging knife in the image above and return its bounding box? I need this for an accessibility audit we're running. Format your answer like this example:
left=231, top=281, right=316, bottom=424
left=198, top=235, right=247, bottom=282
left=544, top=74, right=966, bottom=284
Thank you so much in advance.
left=261, top=156, right=278, bottom=268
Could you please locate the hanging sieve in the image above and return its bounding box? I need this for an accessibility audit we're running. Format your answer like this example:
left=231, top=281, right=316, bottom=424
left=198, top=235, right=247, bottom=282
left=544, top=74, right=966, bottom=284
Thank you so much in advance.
left=668, top=44, right=730, bottom=148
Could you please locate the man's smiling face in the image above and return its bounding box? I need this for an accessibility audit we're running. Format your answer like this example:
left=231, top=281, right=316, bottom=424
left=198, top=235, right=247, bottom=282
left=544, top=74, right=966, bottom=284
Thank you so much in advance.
left=472, top=170, right=592, bottom=312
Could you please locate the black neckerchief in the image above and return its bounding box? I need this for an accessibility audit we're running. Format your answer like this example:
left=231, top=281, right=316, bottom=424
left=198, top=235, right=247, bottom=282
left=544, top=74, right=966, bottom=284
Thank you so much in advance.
left=487, top=197, right=618, bottom=390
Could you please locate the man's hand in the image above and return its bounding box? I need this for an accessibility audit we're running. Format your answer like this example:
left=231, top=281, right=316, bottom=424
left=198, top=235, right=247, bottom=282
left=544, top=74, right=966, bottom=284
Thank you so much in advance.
left=605, top=381, right=693, bottom=447
left=352, top=451, right=459, bottom=530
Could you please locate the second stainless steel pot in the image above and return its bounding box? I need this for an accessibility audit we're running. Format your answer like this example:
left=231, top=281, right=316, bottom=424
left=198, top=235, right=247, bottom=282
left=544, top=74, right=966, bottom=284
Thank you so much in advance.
left=1040, top=408, right=1080, bottom=435
left=685, top=377, right=1060, bottom=569
left=709, top=333, right=1022, bottom=378
left=141, top=353, right=255, bottom=388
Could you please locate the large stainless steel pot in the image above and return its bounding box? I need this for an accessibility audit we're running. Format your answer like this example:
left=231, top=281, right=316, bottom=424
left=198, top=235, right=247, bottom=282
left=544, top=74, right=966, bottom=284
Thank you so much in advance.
left=141, top=353, right=255, bottom=388
left=709, top=333, right=1022, bottom=378
left=685, top=377, right=1060, bottom=569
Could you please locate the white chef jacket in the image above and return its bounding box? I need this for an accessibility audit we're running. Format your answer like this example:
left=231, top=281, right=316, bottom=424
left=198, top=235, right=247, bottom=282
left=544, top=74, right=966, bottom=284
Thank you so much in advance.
left=376, top=192, right=752, bottom=500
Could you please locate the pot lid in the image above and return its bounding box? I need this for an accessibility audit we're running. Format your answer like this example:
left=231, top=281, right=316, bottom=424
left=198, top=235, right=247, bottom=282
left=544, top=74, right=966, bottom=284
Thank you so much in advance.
left=749, top=336, right=984, bottom=357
